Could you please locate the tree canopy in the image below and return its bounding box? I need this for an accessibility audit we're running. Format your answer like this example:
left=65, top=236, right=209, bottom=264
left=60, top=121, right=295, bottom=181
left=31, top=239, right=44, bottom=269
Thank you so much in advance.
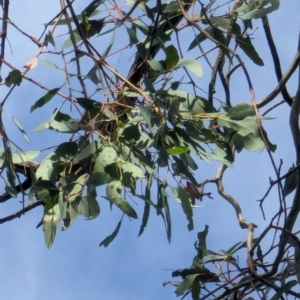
left=1, top=0, right=300, bottom=299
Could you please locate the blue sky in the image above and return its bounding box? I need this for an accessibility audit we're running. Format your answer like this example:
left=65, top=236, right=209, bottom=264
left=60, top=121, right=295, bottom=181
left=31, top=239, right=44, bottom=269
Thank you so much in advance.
left=0, top=0, right=300, bottom=299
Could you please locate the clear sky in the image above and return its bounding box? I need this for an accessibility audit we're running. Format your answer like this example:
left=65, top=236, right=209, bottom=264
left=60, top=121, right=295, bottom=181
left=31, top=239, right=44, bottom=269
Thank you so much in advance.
left=0, top=1, right=300, bottom=299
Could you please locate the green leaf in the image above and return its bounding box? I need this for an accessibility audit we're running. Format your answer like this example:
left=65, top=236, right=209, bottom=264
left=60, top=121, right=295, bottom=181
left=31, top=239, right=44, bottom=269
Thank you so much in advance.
left=162, top=0, right=179, bottom=13
left=4, top=148, right=17, bottom=198
left=5, top=69, right=22, bottom=87
left=28, top=180, right=59, bottom=203
left=12, top=117, right=29, bottom=143
left=62, top=200, right=79, bottom=230
left=283, top=165, right=297, bottom=197
left=99, top=218, right=122, bottom=247
left=79, top=19, right=104, bottom=38
left=232, top=24, right=264, bottom=66
left=165, top=45, right=179, bottom=70
left=138, top=178, right=152, bottom=236
left=270, top=280, right=297, bottom=300
left=122, top=162, right=145, bottom=179
left=41, top=60, right=59, bottom=69
left=121, top=124, right=141, bottom=141
left=188, top=27, right=213, bottom=51
left=235, top=0, right=279, bottom=20
left=226, top=102, right=256, bottom=120
left=191, top=280, right=200, bottom=300
left=218, top=117, right=257, bottom=137
left=79, top=195, right=100, bottom=218
left=166, top=147, right=189, bottom=155
left=176, top=186, right=193, bottom=230
left=55, top=142, right=78, bottom=157
left=35, top=153, right=63, bottom=183
left=175, top=274, right=199, bottom=296
left=62, top=32, right=81, bottom=49
left=89, top=165, right=112, bottom=186
left=197, top=225, right=209, bottom=257
left=87, top=65, right=99, bottom=84
left=175, top=59, right=203, bottom=77
left=138, top=201, right=150, bottom=236
left=12, top=151, right=40, bottom=164
left=139, top=106, right=157, bottom=127
left=43, top=31, right=55, bottom=47
left=96, top=146, right=118, bottom=167
left=147, top=59, right=163, bottom=72
left=212, top=28, right=231, bottom=61
left=75, top=139, right=102, bottom=161
left=106, top=180, right=138, bottom=218
left=209, top=17, right=232, bottom=30
left=46, top=109, right=79, bottom=133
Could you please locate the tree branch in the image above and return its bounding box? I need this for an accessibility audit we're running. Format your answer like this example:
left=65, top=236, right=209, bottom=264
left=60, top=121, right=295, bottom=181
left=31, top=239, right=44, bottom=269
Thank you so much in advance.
left=0, top=201, right=44, bottom=224
left=262, top=16, right=293, bottom=106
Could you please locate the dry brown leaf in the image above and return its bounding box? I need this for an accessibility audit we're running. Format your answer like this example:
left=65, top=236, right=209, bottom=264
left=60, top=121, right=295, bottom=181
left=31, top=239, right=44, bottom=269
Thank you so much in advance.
left=24, top=57, right=38, bottom=70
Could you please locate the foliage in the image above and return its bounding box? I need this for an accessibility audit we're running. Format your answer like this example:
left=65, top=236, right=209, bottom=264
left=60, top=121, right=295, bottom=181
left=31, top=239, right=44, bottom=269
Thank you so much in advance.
left=0, top=0, right=300, bottom=299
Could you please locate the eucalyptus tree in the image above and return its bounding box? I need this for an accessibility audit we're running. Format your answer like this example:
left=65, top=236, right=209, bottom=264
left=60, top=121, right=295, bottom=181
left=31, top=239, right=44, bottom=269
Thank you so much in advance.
left=0, top=0, right=299, bottom=299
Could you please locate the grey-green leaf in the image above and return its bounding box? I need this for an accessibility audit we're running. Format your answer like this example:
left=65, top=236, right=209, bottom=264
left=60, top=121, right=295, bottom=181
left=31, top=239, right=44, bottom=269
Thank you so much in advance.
left=30, top=88, right=60, bottom=113
left=99, top=218, right=122, bottom=247
left=175, top=59, right=203, bottom=77
left=106, top=180, right=138, bottom=218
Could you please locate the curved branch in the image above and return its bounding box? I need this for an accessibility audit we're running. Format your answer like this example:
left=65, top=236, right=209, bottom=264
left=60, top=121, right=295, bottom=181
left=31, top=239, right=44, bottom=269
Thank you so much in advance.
left=216, top=164, right=256, bottom=230
left=0, top=201, right=44, bottom=224
left=256, top=50, right=300, bottom=109
left=264, top=30, right=300, bottom=278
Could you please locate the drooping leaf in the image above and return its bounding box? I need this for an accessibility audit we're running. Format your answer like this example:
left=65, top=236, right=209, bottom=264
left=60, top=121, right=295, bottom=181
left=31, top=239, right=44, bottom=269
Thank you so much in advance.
left=232, top=24, right=264, bottom=66
left=99, top=218, right=122, bottom=247
left=188, top=27, right=213, bottom=51
left=79, top=195, right=100, bottom=218
left=197, top=225, right=209, bottom=257
left=43, top=31, right=55, bottom=47
left=62, top=32, right=81, bottom=49
left=191, top=280, right=201, bottom=300
left=43, top=202, right=60, bottom=249
left=212, top=28, right=231, bottom=61
left=4, top=147, right=17, bottom=198
left=283, top=165, right=298, bottom=197
left=165, top=45, right=179, bottom=70
left=62, top=200, right=79, bottom=230
left=269, top=280, right=297, bottom=300
left=175, top=274, right=199, bottom=296
left=106, top=180, right=138, bottom=218
left=12, top=117, right=29, bottom=143
left=176, top=186, right=193, bottom=230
